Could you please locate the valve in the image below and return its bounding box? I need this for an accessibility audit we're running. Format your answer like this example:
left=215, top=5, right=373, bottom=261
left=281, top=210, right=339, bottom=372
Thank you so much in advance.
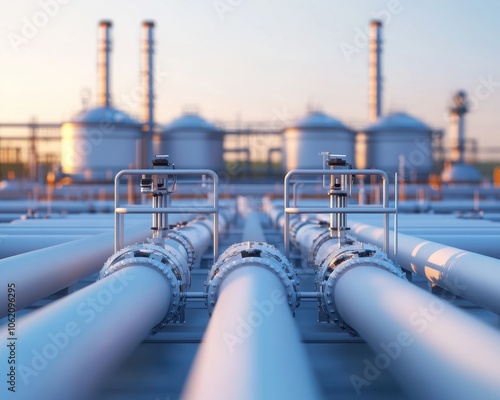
left=140, top=155, right=177, bottom=241
left=319, top=152, right=353, bottom=246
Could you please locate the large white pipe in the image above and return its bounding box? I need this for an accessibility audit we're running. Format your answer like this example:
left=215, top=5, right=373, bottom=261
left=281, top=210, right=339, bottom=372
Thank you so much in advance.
left=0, top=235, right=87, bottom=258
left=369, top=20, right=382, bottom=122
left=351, top=222, right=500, bottom=315
left=291, top=218, right=500, bottom=398
left=410, top=234, right=500, bottom=259
left=1, top=214, right=222, bottom=398
left=0, top=228, right=110, bottom=235
left=142, top=20, right=155, bottom=168
left=335, top=266, right=500, bottom=399
left=0, top=223, right=151, bottom=317
left=182, top=266, right=321, bottom=400
left=1, top=266, right=170, bottom=400
left=98, top=20, right=112, bottom=107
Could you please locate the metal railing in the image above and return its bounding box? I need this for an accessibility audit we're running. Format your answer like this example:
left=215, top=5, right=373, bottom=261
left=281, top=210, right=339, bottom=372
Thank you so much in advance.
left=114, top=169, right=219, bottom=259
left=283, top=169, right=398, bottom=263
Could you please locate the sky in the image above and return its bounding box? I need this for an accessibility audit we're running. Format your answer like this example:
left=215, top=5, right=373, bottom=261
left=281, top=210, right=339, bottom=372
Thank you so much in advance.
left=1, top=0, right=500, bottom=152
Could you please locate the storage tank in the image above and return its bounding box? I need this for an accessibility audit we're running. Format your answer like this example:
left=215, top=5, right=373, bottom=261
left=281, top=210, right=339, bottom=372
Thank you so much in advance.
left=282, top=111, right=355, bottom=171
left=60, top=107, right=142, bottom=181
left=357, top=112, right=434, bottom=181
left=161, top=112, right=225, bottom=171
left=60, top=21, right=142, bottom=182
left=441, top=162, right=481, bottom=184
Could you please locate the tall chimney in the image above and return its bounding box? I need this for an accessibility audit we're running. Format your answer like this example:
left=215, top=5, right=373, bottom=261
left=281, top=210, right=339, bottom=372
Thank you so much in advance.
left=98, top=20, right=112, bottom=108
left=369, top=20, right=382, bottom=122
left=450, top=91, right=468, bottom=164
left=142, top=21, right=155, bottom=167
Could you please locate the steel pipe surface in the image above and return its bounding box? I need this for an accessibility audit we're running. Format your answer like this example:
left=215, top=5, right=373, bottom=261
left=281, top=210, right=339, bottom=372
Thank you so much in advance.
left=0, top=235, right=87, bottom=259
left=335, top=266, right=500, bottom=399
left=0, top=223, right=151, bottom=317
left=241, top=211, right=267, bottom=242
left=0, top=266, right=170, bottom=400
left=351, top=222, right=500, bottom=315
left=182, top=266, right=321, bottom=400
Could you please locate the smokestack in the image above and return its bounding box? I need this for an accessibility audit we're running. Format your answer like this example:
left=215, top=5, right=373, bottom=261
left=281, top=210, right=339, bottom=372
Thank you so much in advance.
left=142, top=21, right=155, bottom=167
left=98, top=20, right=112, bottom=108
left=369, top=20, right=382, bottom=122
left=450, top=91, right=468, bottom=163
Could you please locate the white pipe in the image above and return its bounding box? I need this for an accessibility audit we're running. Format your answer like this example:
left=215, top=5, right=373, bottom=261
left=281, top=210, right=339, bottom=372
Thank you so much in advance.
left=98, top=20, right=112, bottom=108
left=369, top=20, right=382, bottom=122
left=0, top=228, right=110, bottom=235
left=182, top=266, right=321, bottom=400
left=142, top=20, right=154, bottom=168
left=2, top=266, right=170, bottom=400
left=0, top=235, right=87, bottom=258
left=0, top=223, right=152, bottom=317
left=292, top=217, right=500, bottom=398
left=241, top=211, right=267, bottom=242
left=335, top=266, right=500, bottom=399
left=1, top=214, right=223, bottom=398
left=351, top=222, right=500, bottom=315
left=410, top=235, right=500, bottom=259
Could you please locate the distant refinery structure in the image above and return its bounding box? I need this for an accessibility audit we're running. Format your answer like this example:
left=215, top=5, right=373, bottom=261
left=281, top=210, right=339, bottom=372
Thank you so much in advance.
left=1, top=17, right=500, bottom=400
left=44, top=19, right=483, bottom=184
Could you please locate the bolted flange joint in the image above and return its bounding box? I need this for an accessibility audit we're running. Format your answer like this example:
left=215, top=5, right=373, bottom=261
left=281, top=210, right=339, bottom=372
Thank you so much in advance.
left=99, top=243, right=188, bottom=333
left=318, top=242, right=405, bottom=335
left=166, top=229, right=196, bottom=269
left=205, top=242, right=300, bottom=316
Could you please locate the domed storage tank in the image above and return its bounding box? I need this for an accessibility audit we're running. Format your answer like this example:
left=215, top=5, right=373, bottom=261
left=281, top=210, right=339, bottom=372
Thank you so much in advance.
left=357, top=112, right=434, bottom=180
left=282, top=111, right=355, bottom=171
left=61, top=106, right=141, bottom=181
left=441, top=162, right=481, bottom=184
left=160, top=113, right=225, bottom=172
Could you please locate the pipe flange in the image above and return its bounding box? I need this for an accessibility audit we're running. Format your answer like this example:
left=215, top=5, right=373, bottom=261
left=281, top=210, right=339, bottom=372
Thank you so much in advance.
left=167, top=230, right=196, bottom=269
left=312, top=233, right=358, bottom=270
left=322, top=253, right=405, bottom=335
left=206, top=242, right=299, bottom=315
left=316, top=241, right=378, bottom=285
left=308, top=230, right=331, bottom=268
left=99, top=244, right=184, bottom=331
left=289, top=219, right=310, bottom=246
left=161, top=243, right=191, bottom=288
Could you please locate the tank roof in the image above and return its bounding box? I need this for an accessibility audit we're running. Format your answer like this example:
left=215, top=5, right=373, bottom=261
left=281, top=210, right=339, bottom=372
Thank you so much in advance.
left=69, top=106, right=140, bottom=125
left=367, top=112, right=431, bottom=132
left=164, top=113, right=221, bottom=132
left=441, top=163, right=482, bottom=183
left=290, top=111, right=350, bottom=130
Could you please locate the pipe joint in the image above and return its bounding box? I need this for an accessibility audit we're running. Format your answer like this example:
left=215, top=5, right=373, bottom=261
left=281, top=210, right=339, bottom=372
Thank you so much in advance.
left=318, top=243, right=405, bottom=334
left=166, top=230, right=196, bottom=269
left=99, top=243, right=187, bottom=331
left=206, top=242, right=299, bottom=315
left=308, top=230, right=357, bottom=268
left=289, top=219, right=310, bottom=246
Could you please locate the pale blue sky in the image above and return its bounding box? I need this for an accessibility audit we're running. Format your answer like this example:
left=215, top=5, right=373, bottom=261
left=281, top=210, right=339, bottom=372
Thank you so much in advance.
left=1, top=0, right=499, bottom=149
